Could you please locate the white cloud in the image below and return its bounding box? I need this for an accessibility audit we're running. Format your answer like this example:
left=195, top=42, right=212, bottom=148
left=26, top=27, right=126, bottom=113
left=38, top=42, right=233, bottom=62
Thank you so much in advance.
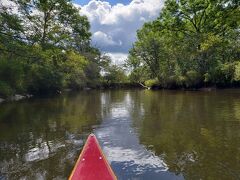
left=1, top=0, right=14, bottom=6
left=93, top=31, right=121, bottom=46
left=75, top=0, right=164, bottom=63
left=106, top=52, right=128, bottom=65
left=0, top=0, right=18, bottom=13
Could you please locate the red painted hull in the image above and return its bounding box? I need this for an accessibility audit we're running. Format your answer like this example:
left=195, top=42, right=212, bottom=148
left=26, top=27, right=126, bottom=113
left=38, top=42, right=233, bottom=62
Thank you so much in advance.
left=69, top=134, right=117, bottom=180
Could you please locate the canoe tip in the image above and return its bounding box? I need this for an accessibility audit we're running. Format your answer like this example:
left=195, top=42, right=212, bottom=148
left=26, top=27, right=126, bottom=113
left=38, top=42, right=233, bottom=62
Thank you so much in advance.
left=89, top=133, right=95, bottom=137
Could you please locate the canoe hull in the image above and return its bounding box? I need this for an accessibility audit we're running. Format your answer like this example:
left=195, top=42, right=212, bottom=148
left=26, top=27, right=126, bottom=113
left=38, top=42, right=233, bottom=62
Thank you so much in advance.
left=69, top=134, right=116, bottom=180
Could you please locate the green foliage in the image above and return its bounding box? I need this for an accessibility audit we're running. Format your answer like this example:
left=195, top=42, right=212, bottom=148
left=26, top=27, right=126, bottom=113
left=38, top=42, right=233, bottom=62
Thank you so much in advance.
left=0, top=0, right=115, bottom=97
left=27, top=61, right=64, bottom=93
left=128, top=67, right=149, bottom=83
left=213, top=63, right=235, bottom=85
left=125, top=53, right=150, bottom=83
left=0, top=81, right=14, bottom=97
left=13, top=0, right=91, bottom=50
left=24, top=49, right=90, bottom=93
left=104, top=65, right=128, bottom=84
left=62, top=51, right=88, bottom=89
left=234, top=62, right=240, bottom=81
left=127, top=0, right=240, bottom=88
left=144, top=79, right=159, bottom=87
left=0, top=59, right=25, bottom=94
left=185, top=70, right=201, bottom=88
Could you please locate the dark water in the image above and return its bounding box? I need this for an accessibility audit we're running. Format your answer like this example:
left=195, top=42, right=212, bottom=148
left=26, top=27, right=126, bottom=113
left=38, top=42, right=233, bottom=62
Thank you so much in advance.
left=0, top=90, right=240, bottom=180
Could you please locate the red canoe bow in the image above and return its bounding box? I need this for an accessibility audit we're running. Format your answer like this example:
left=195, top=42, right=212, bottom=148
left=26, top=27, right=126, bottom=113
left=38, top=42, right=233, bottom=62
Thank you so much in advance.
left=69, top=134, right=117, bottom=180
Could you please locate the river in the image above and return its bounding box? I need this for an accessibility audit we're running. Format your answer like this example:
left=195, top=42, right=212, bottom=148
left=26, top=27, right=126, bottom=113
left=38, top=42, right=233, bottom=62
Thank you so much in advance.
left=0, top=89, right=240, bottom=180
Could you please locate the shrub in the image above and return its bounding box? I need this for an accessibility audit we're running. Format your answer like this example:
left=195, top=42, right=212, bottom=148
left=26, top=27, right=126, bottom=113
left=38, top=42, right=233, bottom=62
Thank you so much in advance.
left=176, top=75, right=186, bottom=87
left=213, top=63, right=235, bottom=86
left=104, top=65, right=128, bottom=84
left=204, top=73, right=211, bottom=83
left=185, top=70, right=201, bottom=88
left=27, top=62, right=64, bottom=94
left=234, top=61, right=240, bottom=81
left=62, top=51, right=88, bottom=89
left=144, top=78, right=159, bottom=87
left=0, top=81, right=14, bottom=97
left=0, top=58, right=25, bottom=96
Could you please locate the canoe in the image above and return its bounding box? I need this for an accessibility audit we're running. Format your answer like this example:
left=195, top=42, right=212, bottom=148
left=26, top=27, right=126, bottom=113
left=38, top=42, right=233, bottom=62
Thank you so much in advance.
left=69, top=134, right=117, bottom=180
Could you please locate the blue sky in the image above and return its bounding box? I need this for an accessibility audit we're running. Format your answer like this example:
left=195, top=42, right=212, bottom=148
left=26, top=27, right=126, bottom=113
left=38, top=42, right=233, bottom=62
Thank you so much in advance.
left=73, top=0, right=132, bottom=6
left=73, top=0, right=163, bottom=63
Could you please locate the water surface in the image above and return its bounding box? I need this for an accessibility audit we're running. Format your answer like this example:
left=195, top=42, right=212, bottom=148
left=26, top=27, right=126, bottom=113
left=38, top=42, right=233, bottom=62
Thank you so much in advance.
left=0, top=90, right=240, bottom=179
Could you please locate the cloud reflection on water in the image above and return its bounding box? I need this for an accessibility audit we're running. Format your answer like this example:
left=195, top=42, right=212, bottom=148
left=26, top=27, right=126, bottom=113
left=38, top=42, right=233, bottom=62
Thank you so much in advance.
left=95, top=91, right=183, bottom=179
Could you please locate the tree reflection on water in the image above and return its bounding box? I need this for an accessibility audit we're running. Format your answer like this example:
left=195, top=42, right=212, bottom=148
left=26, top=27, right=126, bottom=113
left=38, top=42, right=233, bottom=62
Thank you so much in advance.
left=0, top=90, right=240, bottom=179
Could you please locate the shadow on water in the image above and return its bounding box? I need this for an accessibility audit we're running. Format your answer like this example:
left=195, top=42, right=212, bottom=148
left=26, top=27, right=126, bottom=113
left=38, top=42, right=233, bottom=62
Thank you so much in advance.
left=0, top=89, right=240, bottom=179
left=134, top=90, right=240, bottom=180
left=0, top=91, right=103, bottom=179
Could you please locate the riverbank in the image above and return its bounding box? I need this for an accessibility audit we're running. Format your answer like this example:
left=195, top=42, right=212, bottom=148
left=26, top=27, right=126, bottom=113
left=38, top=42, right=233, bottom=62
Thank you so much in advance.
left=1, top=83, right=239, bottom=104
left=0, top=94, right=33, bottom=104
left=147, top=80, right=240, bottom=91
left=99, top=83, right=143, bottom=89
left=0, top=83, right=140, bottom=103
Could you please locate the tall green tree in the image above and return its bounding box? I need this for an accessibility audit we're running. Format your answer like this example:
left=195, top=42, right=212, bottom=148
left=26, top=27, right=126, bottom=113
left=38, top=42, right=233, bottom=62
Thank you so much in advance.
left=13, top=0, right=91, bottom=51
left=0, top=0, right=106, bottom=96
left=127, top=0, right=240, bottom=88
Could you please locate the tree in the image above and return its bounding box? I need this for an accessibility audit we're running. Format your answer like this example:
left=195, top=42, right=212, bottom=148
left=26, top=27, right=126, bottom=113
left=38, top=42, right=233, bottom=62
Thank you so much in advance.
left=0, top=0, right=105, bottom=96
left=127, top=0, right=240, bottom=88
left=104, top=65, right=128, bottom=84
left=13, top=0, right=91, bottom=51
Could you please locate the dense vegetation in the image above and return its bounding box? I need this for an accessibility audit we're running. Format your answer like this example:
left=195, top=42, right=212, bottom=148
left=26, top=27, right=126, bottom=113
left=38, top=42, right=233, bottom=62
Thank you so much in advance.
left=0, top=0, right=128, bottom=98
left=1, top=0, right=239, bottom=98
left=127, top=0, right=240, bottom=89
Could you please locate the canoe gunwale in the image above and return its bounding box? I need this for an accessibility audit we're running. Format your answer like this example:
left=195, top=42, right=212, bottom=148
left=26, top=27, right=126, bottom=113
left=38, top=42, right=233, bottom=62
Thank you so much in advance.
left=69, top=134, right=117, bottom=180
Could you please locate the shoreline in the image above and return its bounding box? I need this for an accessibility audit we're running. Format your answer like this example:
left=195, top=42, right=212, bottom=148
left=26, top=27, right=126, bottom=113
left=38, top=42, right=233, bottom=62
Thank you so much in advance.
left=1, top=85, right=239, bottom=104
left=0, top=94, right=33, bottom=104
